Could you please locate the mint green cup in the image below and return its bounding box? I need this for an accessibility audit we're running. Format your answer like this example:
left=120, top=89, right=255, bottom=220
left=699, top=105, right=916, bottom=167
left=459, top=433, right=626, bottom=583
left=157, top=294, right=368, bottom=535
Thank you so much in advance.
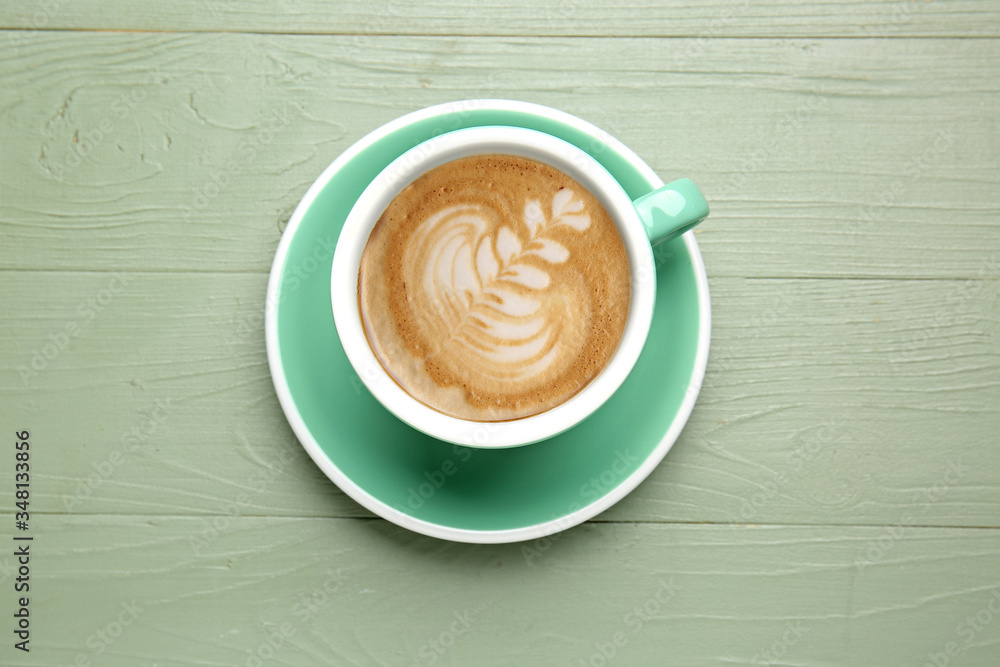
left=266, top=100, right=711, bottom=543
left=332, top=125, right=708, bottom=449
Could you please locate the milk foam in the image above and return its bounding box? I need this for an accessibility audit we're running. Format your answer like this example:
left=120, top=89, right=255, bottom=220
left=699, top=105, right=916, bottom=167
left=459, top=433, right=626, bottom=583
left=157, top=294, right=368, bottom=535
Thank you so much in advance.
left=359, top=154, right=630, bottom=421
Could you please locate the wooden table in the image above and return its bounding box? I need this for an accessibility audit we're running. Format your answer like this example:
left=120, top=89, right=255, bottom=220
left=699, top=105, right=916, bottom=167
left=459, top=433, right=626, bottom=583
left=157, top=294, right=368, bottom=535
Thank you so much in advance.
left=3, top=2, right=999, bottom=665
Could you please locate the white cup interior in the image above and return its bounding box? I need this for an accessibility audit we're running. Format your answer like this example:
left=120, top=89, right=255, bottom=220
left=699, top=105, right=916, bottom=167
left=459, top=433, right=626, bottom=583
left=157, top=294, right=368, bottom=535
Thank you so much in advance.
left=331, top=126, right=656, bottom=448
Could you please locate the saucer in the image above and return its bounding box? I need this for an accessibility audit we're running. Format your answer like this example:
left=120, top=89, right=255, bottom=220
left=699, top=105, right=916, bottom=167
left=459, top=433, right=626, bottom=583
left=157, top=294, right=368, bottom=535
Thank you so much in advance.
left=265, top=100, right=710, bottom=544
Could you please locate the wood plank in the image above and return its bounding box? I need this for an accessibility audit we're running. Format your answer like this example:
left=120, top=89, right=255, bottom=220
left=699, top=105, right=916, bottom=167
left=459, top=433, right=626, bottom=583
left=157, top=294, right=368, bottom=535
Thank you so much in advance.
left=2, top=0, right=999, bottom=37
left=2, top=33, right=998, bottom=279
left=2, top=271, right=998, bottom=528
left=5, top=516, right=1000, bottom=666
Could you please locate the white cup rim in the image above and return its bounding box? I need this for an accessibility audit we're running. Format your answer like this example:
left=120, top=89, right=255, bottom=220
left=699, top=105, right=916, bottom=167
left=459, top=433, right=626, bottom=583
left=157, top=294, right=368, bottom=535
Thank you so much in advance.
left=331, top=126, right=657, bottom=448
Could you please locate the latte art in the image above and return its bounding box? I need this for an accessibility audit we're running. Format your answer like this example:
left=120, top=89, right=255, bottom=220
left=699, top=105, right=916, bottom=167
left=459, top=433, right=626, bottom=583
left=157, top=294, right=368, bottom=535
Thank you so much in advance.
left=359, top=154, right=630, bottom=421
left=408, top=190, right=588, bottom=379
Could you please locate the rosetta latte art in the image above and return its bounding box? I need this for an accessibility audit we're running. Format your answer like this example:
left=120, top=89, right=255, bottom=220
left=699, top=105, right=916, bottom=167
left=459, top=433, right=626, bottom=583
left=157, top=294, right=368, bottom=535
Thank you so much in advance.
left=406, top=189, right=590, bottom=382
left=359, top=154, right=630, bottom=421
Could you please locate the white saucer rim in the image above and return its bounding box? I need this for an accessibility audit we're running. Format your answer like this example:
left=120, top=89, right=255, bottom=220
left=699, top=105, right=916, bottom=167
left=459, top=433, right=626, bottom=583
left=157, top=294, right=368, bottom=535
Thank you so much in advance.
left=265, top=99, right=711, bottom=544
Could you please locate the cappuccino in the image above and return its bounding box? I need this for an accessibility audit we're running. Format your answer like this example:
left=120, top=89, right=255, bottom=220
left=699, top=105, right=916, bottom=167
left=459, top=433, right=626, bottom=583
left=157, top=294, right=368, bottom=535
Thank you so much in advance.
left=358, top=154, right=630, bottom=421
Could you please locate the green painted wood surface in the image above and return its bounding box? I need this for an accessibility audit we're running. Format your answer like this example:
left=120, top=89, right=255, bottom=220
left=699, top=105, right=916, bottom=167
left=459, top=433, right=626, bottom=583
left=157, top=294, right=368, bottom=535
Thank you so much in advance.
left=2, top=33, right=998, bottom=279
left=2, top=3, right=1000, bottom=665
left=3, top=0, right=1000, bottom=37
left=13, top=518, right=1000, bottom=666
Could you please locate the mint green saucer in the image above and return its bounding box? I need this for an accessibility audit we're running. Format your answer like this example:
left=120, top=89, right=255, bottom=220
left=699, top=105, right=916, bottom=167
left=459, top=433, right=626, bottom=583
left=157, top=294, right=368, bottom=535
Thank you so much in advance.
left=265, top=100, right=710, bottom=543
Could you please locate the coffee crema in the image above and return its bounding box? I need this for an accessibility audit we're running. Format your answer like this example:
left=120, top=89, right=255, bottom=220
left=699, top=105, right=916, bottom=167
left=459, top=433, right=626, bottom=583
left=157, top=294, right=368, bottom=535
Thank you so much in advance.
left=358, top=154, right=630, bottom=421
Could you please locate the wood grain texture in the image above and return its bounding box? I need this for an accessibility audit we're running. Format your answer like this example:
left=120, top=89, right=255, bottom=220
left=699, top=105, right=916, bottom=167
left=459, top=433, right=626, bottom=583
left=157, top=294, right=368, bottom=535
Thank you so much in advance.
left=1, top=32, right=999, bottom=279
left=3, top=516, right=999, bottom=666
left=2, top=271, right=997, bottom=527
left=2, top=0, right=999, bottom=37
left=2, top=6, right=1000, bottom=665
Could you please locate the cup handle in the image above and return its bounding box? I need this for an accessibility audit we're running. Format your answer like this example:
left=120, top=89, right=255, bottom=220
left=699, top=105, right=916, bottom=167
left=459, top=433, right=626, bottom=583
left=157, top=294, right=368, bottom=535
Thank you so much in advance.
left=633, top=178, right=709, bottom=246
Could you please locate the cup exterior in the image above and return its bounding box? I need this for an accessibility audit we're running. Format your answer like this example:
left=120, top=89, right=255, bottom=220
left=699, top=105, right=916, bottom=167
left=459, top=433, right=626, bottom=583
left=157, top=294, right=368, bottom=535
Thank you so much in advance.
left=331, top=126, right=656, bottom=448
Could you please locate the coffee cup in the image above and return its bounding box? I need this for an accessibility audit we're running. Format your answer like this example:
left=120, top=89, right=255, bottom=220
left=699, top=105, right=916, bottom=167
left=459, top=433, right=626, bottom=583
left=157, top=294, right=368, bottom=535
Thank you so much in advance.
left=331, top=125, right=708, bottom=448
